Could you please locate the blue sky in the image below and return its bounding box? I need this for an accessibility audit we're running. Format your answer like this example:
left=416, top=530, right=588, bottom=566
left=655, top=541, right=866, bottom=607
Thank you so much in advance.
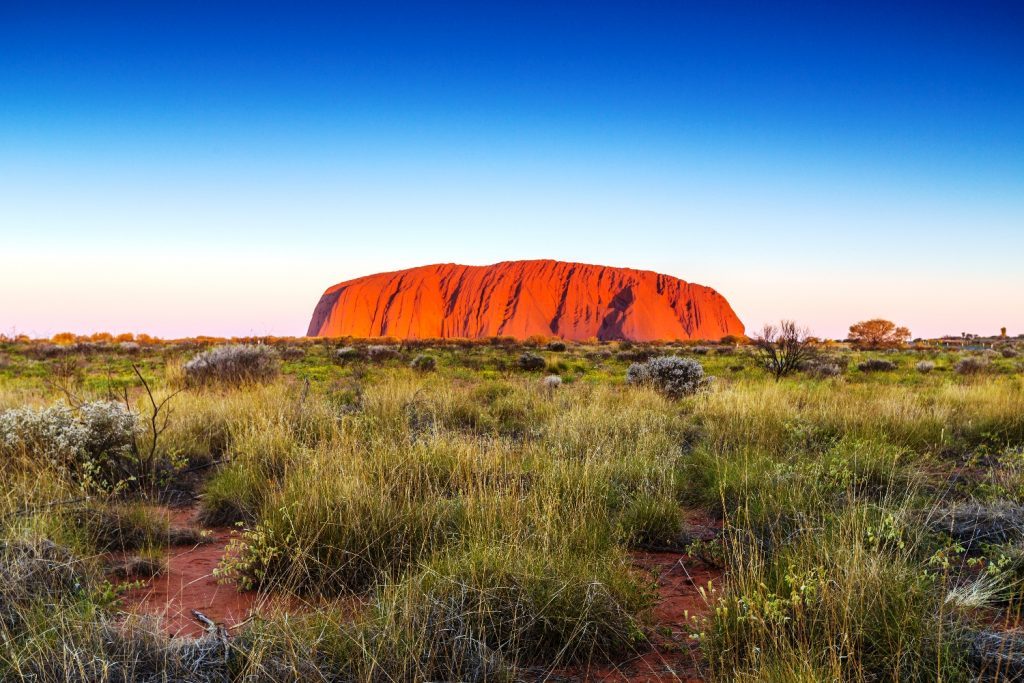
left=2, top=1, right=1022, bottom=338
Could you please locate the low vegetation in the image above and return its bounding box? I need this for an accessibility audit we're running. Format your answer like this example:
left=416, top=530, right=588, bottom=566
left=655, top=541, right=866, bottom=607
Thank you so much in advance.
left=0, top=333, right=1023, bottom=681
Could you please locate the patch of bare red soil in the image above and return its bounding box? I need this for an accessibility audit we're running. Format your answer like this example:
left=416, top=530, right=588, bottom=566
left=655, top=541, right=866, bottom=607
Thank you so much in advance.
left=559, top=513, right=723, bottom=682
left=116, top=507, right=257, bottom=638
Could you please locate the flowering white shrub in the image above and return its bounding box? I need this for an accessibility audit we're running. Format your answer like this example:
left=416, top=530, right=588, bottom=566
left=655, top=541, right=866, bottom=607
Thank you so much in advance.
left=0, top=401, right=140, bottom=489
left=183, top=345, right=279, bottom=386
left=0, top=404, right=87, bottom=469
left=626, top=356, right=712, bottom=398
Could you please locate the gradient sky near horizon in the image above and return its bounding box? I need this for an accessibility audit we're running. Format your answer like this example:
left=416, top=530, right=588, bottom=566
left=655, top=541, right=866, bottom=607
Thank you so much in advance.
left=2, top=1, right=1022, bottom=339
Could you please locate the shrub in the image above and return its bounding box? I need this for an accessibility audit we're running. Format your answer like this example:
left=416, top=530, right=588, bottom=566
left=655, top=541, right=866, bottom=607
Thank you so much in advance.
left=625, top=356, right=712, bottom=398
left=410, top=354, right=437, bottom=373
left=803, top=356, right=845, bottom=378
left=955, top=356, right=990, bottom=376
left=546, top=340, right=567, bottom=352
left=278, top=346, right=305, bottom=361
left=1001, top=346, right=1019, bottom=359
left=334, top=346, right=363, bottom=363
left=182, top=345, right=279, bottom=386
left=916, top=360, right=936, bottom=374
left=367, top=345, right=400, bottom=362
left=0, top=401, right=140, bottom=490
left=857, top=358, right=897, bottom=373
left=517, top=352, right=546, bottom=372
left=542, top=375, right=563, bottom=390
left=117, top=341, right=140, bottom=354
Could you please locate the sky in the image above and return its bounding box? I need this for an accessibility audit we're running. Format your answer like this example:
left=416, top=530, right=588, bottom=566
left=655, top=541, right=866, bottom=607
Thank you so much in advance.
left=2, top=1, right=1022, bottom=340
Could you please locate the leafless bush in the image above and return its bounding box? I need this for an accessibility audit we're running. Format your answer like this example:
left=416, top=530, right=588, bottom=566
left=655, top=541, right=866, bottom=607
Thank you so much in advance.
left=916, top=360, right=936, bottom=374
left=753, top=321, right=817, bottom=380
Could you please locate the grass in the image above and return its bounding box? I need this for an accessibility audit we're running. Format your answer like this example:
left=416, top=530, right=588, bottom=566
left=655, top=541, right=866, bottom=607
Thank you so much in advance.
left=0, top=336, right=1022, bottom=680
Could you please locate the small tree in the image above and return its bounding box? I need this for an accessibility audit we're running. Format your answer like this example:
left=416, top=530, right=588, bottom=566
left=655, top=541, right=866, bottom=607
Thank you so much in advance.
left=753, top=321, right=817, bottom=381
left=848, top=319, right=910, bottom=350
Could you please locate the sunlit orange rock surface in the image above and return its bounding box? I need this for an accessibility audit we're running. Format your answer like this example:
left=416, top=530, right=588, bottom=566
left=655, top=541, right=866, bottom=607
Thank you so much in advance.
left=307, top=260, right=744, bottom=341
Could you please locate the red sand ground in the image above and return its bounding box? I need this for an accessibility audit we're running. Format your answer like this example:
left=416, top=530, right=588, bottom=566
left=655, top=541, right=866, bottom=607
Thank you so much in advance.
left=116, top=507, right=721, bottom=682
left=116, top=507, right=256, bottom=638
left=308, top=259, right=745, bottom=342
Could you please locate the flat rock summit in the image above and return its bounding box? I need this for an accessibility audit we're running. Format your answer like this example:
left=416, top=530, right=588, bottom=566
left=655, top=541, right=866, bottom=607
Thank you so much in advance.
left=307, top=260, right=744, bottom=341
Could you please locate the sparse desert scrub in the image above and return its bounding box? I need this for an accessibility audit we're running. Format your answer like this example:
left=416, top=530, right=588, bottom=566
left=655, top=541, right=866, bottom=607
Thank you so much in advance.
left=1, top=340, right=1023, bottom=681
left=916, top=360, right=936, bottom=373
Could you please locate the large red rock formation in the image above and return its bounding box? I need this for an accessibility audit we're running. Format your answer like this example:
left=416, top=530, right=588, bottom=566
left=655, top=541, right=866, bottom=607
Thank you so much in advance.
left=307, top=260, right=744, bottom=341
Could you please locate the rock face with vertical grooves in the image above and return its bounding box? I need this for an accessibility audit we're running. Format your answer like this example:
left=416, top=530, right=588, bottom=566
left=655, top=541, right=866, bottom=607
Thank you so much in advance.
left=307, top=260, right=744, bottom=341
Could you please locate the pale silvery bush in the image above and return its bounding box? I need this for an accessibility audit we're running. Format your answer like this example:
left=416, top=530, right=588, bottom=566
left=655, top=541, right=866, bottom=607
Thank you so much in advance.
left=626, top=356, right=712, bottom=398
left=542, top=375, right=563, bottom=390
left=0, top=401, right=140, bottom=488
left=916, top=360, right=936, bottom=374
left=78, top=401, right=140, bottom=464
left=183, top=344, right=279, bottom=386
left=0, top=404, right=87, bottom=469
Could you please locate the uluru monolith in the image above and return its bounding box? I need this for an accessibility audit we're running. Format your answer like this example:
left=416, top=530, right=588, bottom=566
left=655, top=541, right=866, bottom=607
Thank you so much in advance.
left=307, top=260, right=744, bottom=341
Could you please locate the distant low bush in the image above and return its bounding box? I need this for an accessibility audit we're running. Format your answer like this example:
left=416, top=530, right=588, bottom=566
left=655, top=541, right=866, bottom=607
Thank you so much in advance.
left=954, top=356, right=990, bottom=376
left=546, top=340, right=567, bottom=352
left=410, top=354, right=437, bottom=373
left=182, top=344, right=279, bottom=386
left=1000, top=347, right=1019, bottom=359
left=857, top=358, right=897, bottom=373
left=517, top=352, right=546, bottom=372
left=916, top=360, right=936, bottom=374
left=278, top=346, right=305, bottom=361
left=367, top=345, right=400, bottom=362
left=334, top=346, right=363, bottom=363
left=626, top=356, right=712, bottom=398
left=804, top=355, right=847, bottom=378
